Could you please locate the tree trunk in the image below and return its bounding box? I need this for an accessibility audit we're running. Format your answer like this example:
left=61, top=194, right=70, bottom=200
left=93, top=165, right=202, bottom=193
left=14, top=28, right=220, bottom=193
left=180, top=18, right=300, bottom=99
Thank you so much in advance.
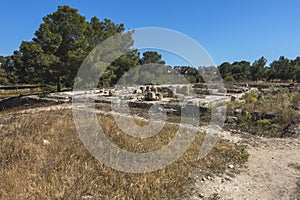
left=57, top=76, right=61, bottom=92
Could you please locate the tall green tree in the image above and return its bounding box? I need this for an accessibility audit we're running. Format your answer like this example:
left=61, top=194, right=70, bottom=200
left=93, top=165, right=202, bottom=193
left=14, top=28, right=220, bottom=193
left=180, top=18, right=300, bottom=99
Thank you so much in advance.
left=12, top=41, right=51, bottom=84
left=11, top=6, right=127, bottom=91
left=32, top=6, right=90, bottom=91
left=88, top=17, right=125, bottom=49
left=251, top=57, right=267, bottom=81
left=232, top=61, right=251, bottom=81
left=269, top=56, right=292, bottom=81
left=109, top=49, right=140, bottom=85
left=140, top=51, right=166, bottom=65
left=0, top=56, right=8, bottom=84
left=291, top=57, right=300, bottom=82
left=0, top=55, right=17, bottom=83
left=218, top=62, right=232, bottom=79
left=174, top=66, right=199, bottom=83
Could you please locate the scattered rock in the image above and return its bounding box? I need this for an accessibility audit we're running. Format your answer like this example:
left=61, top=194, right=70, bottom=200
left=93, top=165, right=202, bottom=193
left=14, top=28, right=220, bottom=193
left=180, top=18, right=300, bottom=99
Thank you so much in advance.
left=43, top=139, right=50, bottom=145
left=283, top=119, right=300, bottom=137
left=229, top=164, right=234, bottom=169
left=234, top=109, right=242, bottom=115
left=226, top=116, right=238, bottom=124
left=82, top=195, right=93, bottom=199
left=251, top=111, right=263, bottom=121
left=230, top=95, right=236, bottom=102
left=264, top=112, right=278, bottom=120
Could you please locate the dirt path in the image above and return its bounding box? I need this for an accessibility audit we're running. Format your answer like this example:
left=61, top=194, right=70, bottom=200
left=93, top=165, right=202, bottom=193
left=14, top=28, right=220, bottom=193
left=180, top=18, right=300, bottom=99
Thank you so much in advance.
left=191, top=132, right=300, bottom=200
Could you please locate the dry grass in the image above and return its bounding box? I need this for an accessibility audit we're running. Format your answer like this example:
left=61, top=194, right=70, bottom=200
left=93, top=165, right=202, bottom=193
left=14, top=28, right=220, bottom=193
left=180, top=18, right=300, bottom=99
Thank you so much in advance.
left=0, top=108, right=248, bottom=199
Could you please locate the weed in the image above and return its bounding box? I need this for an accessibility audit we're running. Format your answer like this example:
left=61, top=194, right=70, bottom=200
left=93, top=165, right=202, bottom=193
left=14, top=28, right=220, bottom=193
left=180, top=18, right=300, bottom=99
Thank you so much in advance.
left=257, top=119, right=272, bottom=131
left=208, top=193, right=221, bottom=200
left=291, top=93, right=300, bottom=108
left=38, top=92, right=49, bottom=98
left=243, top=93, right=258, bottom=103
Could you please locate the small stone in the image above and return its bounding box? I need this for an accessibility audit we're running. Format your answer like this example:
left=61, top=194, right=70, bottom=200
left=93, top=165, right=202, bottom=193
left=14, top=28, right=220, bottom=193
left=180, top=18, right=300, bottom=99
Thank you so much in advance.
left=201, top=177, right=206, bottom=182
left=198, top=193, right=204, bottom=198
left=229, top=164, right=234, bottom=169
left=43, top=139, right=50, bottom=145
left=82, top=195, right=93, bottom=199
left=234, top=109, right=242, bottom=115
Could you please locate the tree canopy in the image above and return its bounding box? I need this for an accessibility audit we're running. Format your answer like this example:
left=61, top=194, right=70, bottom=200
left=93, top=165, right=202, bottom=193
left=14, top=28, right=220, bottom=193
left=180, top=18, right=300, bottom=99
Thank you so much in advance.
left=0, top=6, right=128, bottom=90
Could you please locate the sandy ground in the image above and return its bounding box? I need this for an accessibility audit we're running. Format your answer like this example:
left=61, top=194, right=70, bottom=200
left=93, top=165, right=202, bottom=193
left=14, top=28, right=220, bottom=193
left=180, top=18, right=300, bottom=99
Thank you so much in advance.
left=190, top=132, right=300, bottom=200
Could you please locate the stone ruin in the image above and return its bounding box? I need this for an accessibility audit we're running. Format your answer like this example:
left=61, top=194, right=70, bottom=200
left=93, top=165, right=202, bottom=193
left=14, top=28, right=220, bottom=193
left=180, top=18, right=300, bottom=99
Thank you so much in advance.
left=132, top=84, right=192, bottom=101
left=136, top=85, right=163, bottom=101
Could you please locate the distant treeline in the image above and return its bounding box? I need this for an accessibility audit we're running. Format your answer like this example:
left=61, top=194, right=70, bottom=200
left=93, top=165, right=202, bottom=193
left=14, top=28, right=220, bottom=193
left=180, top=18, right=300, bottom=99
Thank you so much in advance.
left=174, top=56, right=300, bottom=84
left=0, top=6, right=299, bottom=91
left=218, top=56, right=300, bottom=83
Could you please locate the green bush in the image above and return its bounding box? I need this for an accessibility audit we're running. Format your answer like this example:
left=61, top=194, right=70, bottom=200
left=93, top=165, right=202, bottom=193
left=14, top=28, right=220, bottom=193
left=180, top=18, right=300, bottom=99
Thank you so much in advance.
left=0, top=77, right=9, bottom=85
left=257, top=119, right=272, bottom=131
left=243, top=93, right=258, bottom=103
left=224, top=75, right=236, bottom=83
left=38, top=92, right=49, bottom=98
left=237, top=114, right=249, bottom=124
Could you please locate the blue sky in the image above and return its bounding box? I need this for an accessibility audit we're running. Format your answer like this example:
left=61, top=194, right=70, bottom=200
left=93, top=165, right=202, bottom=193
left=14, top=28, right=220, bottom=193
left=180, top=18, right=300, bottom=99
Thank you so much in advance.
left=0, top=0, right=299, bottom=66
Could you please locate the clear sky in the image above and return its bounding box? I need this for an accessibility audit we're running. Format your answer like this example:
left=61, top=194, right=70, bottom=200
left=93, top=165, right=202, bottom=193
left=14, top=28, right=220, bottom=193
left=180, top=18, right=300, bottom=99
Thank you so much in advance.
left=0, top=0, right=299, bottom=66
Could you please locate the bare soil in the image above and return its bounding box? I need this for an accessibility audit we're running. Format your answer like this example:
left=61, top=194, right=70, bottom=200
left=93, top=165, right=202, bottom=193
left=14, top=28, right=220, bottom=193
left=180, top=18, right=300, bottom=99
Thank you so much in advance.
left=190, top=132, right=300, bottom=200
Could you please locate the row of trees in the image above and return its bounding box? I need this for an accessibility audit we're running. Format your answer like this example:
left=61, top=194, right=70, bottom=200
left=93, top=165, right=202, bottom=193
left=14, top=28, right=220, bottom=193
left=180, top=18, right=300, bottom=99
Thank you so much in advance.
left=218, top=56, right=300, bottom=83
left=173, top=56, right=300, bottom=84
left=0, top=6, right=299, bottom=90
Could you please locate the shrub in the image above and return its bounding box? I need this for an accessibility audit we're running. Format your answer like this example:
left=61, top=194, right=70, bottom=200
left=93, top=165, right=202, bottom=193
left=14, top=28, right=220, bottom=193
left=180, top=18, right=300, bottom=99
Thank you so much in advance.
left=291, top=93, right=300, bottom=108
left=243, top=93, right=258, bottom=103
left=224, top=75, right=236, bottom=83
left=0, top=77, right=9, bottom=85
left=38, top=92, right=49, bottom=98
left=237, top=114, right=249, bottom=124
left=257, top=119, right=272, bottom=131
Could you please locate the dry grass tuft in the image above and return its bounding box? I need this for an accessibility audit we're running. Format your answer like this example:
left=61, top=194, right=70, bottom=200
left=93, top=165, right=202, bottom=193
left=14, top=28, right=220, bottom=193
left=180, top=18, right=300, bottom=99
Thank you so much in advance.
left=0, top=108, right=248, bottom=199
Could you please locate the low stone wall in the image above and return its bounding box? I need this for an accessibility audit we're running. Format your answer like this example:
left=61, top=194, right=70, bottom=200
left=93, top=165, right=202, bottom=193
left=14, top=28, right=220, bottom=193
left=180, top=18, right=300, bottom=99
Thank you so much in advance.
left=0, top=95, right=51, bottom=111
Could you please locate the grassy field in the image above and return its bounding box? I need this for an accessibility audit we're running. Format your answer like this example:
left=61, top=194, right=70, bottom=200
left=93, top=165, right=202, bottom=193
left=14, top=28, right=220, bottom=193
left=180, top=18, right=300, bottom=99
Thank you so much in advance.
left=0, top=108, right=248, bottom=199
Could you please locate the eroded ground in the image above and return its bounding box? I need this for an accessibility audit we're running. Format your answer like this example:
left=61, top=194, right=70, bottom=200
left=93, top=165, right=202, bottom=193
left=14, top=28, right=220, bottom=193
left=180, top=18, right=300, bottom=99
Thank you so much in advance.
left=190, top=132, right=300, bottom=200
